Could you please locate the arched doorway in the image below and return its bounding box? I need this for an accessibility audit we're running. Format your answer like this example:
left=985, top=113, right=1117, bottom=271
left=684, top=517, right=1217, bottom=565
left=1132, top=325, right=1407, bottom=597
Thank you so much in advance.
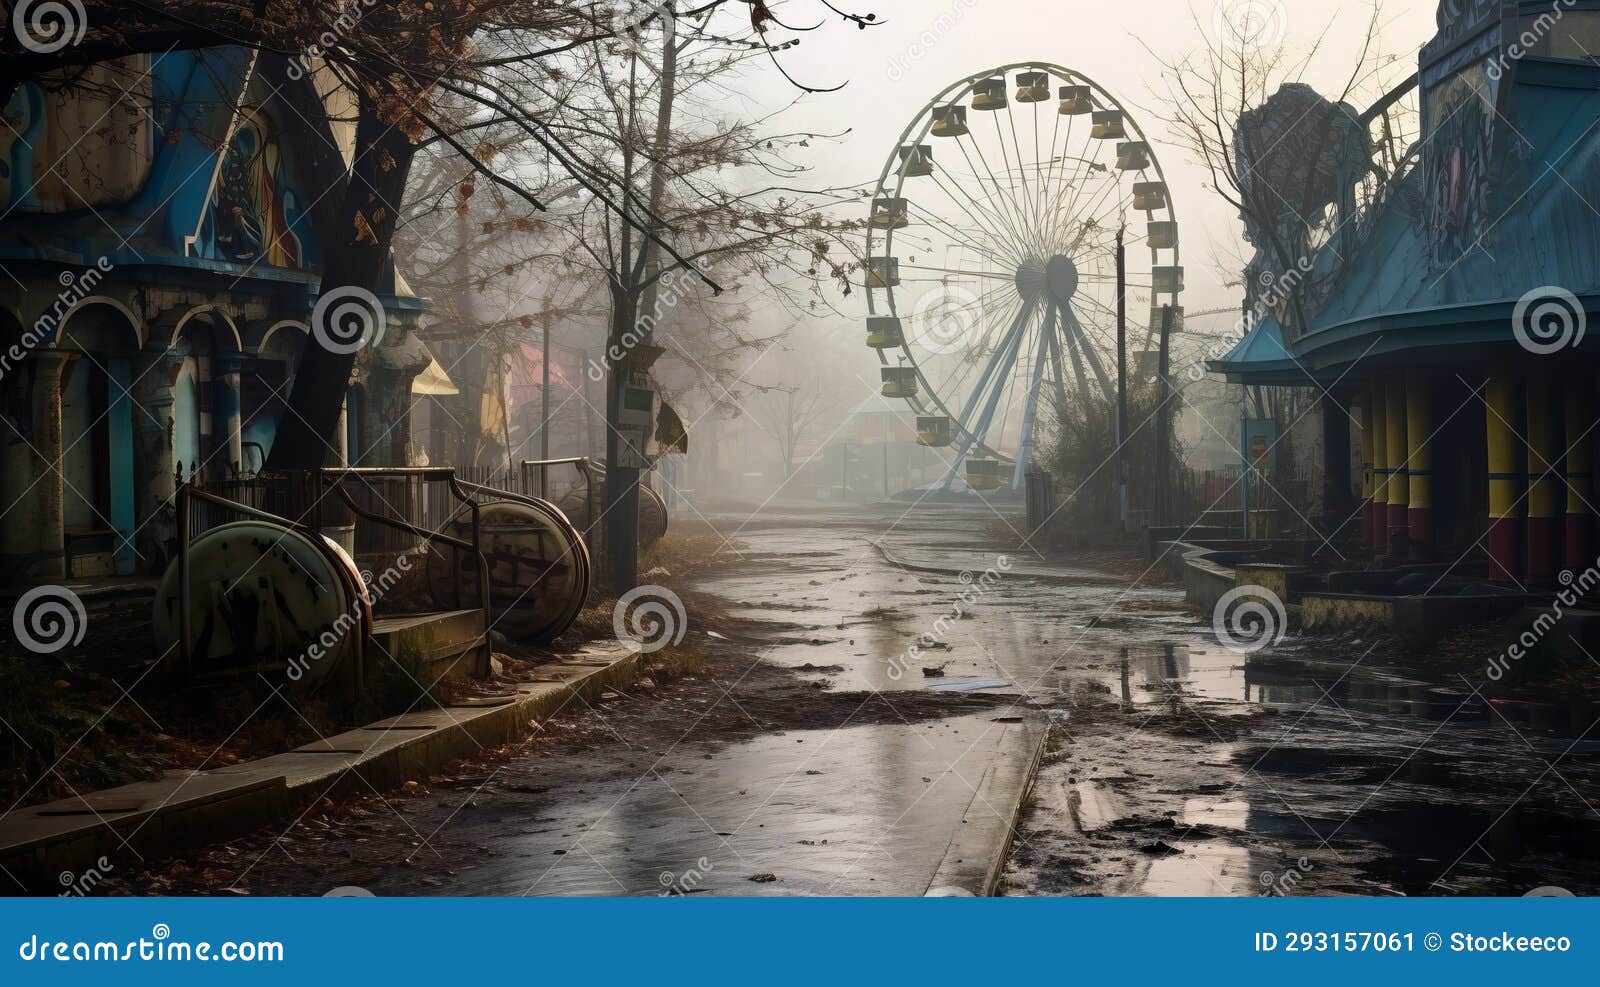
left=243, top=321, right=306, bottom=473
left=169, top=308, right=246, bottom=482
left=54, top=301, right=141, bottom=576
left=172, top=363, right=201, bottom=481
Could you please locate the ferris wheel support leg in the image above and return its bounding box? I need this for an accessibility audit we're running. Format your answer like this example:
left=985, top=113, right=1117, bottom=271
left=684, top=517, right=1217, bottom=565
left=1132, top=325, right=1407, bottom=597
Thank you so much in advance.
left=1042, top=305, right=1071, bottom=419
left=1013, top=320, right=1053, bottom=491
left=942, top=303, right=1033, bottom=491
left=1063, top=315, right=1093, bottom=397
left=1063, top=304, right=1116, bottom=401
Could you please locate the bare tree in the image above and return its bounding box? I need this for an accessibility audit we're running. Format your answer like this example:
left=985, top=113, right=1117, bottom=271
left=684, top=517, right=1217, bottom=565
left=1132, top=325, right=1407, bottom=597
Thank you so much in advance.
left=1149, top=0, right=1418, bottom=424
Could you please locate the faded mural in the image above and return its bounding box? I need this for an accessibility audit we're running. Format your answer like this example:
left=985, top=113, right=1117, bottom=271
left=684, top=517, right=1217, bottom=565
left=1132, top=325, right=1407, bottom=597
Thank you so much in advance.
left=200, top=107, right=307, bottom=269
left=1425, top=61, right=1497, bottom=269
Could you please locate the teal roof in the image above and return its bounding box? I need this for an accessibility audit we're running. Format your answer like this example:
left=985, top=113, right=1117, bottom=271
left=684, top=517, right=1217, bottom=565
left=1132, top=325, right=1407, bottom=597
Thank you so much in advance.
left=1206, top=315, right=1320, bottom=385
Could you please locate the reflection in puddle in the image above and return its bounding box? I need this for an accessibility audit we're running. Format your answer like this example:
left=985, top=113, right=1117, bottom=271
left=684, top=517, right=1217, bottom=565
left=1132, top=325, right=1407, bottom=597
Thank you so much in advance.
left=1180, top=797, right=1250, bottom=831
left=1138, top=844, right=1258, bottom=896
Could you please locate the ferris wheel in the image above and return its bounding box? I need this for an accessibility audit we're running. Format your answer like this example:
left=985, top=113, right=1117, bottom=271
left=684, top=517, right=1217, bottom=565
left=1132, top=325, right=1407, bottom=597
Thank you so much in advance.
left=864, top=62, right=1182, bottom=493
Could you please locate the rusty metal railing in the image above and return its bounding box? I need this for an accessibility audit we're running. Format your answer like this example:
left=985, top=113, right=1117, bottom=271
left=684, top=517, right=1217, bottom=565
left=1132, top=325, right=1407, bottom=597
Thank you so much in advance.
left=318, top=468, right=493, bottom=677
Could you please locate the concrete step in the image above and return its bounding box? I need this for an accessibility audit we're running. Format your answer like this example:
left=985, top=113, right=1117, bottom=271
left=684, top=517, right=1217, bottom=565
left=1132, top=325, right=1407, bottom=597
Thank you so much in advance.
left=0, top=578, right=157, bottom=610
left=370, top=609, right=487, bottom=681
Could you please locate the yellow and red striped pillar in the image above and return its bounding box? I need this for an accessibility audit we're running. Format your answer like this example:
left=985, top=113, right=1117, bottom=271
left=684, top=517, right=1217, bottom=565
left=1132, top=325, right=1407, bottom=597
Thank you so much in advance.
left=1486, top=375, right=1522, bottom=583
left=1385, top=371, right=1410, bottom=555
left=1527, top=377, right=1560, bottom=582
left=1405, top=370, right=1432, bottom=560
left=1371, top=377, right=1390, bottom=552
left=1359, top=390, right=1376, bottom=548
left=1565, top=370, right=1594, bottom=572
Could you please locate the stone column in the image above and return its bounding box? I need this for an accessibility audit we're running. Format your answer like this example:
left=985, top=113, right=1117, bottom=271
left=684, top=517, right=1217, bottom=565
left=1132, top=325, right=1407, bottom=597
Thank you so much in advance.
left=1370, top=378, right=1389, bottom=551
left=1359, top=386, right=1376, bottom=548
left=1320, top=391, right=1352, bottom=540
left=1564, top=368, right=1594, bottom=573
left=132, top=344, right=185, bottom=569
left=29, top=351, right=70, bottom=581
left=1486, top=374, right=1522, bottom=584
left=1384, top=370, right=1410, bottom=557
left=335, top=396, right=349, bottom=467
left=1527, top=373, right=1560, bottom=583
left=1405, top=370, right=1432, bottom=560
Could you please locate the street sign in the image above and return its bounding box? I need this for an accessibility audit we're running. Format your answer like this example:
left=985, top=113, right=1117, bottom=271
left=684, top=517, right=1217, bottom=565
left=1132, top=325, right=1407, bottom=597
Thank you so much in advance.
left=1241, top=418, right=1277, bottom=475
left=617, top=385, right=655, bottom=469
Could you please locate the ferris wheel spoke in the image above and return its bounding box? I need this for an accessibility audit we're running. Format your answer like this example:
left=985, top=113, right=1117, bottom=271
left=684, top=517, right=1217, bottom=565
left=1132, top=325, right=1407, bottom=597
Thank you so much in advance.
left=1054, top=139, right=1126, bottom=249
left=954, top=131, right=1038, bottom=255
left=986, top=110, right=1032, bottom=243
left=1054, top=129, right=1105, bottom=234
left=898, top=264, right=1017, bottom=282
left=1036, top=103, right=1070, bottom=245
left=1085, top=186, right=1138, bottom=238
left=1072, top=292, right=1131, bottom=328
left=1030, top=101, right=1045, bottom=242
left=1041, top=152, right=1110, bottom=255
left=1030, top=107, right=1068, bottom=246
left=920, top=165, right=1024, bottom=253
left=1009, top=108, right=1050, bottom=251
left=1079, top=273, right=1151, bottom=285
left=999, top=103, right=1040, bottom=243
left=924, top=165, right=1031, bottom=262
left=1056, top=192, right=1132, bottom=259
left=937, top=279, right=1021, bottom=325
left=929, top=294, right=1026, bottom=406
left=907, top=203, right=1015, bottom=267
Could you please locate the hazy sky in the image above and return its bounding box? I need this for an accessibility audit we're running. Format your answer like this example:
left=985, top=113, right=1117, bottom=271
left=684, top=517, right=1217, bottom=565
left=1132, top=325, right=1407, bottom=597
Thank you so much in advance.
left=724, top=0, right=1439, bottom=334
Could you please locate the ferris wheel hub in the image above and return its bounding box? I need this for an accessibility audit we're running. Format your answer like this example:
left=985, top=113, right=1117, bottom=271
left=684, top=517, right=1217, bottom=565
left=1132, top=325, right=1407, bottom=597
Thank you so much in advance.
left=1014, top=254, right=1080, bottom=304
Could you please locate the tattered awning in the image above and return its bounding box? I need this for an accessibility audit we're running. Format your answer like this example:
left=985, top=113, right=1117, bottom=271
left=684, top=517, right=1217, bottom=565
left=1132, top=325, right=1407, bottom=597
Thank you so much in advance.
left=411, top=356, right=459, bottom=396
left=655, top=399, right=688, bottom=455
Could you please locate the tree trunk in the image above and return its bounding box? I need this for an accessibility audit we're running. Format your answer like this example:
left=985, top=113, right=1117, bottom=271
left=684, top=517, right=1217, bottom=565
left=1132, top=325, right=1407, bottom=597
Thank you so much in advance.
left=265, top=100, right=417, bottom=471
left=604, top=283, right=642, bottom=594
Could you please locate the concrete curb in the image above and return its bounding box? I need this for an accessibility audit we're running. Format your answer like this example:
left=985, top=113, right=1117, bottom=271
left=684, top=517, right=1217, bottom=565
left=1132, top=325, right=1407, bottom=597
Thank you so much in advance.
left=0, top=642, right=644, bottom=894
left=923, top=718, right=1048, bottom=897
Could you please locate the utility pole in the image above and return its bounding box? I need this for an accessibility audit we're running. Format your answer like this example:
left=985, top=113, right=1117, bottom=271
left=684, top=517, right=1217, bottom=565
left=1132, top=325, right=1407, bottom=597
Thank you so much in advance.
left=1154, top=304, right=1175, bottom=525
left=540, top=318, right=551, bottom=497
left=1116, top=228, right=1128, bottom=532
